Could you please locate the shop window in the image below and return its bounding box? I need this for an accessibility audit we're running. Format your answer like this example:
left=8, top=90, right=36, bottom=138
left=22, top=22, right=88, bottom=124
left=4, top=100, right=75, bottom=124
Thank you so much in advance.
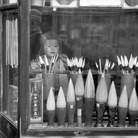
left=28, top=8, right=138, bottom=129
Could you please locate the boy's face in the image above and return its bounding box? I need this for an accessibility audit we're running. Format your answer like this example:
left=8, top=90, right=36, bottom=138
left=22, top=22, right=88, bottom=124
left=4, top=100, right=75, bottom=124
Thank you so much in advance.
left=44, top=39, right=60, bottom=58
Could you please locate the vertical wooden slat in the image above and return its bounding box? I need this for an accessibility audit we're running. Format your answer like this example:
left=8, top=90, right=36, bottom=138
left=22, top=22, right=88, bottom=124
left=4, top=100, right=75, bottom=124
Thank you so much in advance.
left=0, top=11, right=2, bottom=112
left=18, top=0, right=30, bottom=136
left=2, top=12, right=9, bottom=112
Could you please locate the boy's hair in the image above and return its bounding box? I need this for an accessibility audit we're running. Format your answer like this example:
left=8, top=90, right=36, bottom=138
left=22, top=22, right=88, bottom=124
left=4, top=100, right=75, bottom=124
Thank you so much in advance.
left=41, top=31, right=59, bottom=45
left=44, top=31, right=59, bottom=41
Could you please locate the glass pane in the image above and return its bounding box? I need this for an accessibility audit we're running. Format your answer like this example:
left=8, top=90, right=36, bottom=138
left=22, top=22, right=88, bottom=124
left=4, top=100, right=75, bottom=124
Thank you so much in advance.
left=29, top=8, right=138, bottom=127
left=2, top=12, right=18, bottom=124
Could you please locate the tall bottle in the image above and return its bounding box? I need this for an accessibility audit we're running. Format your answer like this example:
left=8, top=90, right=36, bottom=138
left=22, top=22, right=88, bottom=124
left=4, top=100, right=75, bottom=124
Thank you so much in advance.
left=30, top=78, right=43, bottom=124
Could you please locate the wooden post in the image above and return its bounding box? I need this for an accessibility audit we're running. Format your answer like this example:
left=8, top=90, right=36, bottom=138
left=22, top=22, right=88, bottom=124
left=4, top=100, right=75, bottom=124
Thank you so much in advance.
left=18, top=0, right=30, bottom=136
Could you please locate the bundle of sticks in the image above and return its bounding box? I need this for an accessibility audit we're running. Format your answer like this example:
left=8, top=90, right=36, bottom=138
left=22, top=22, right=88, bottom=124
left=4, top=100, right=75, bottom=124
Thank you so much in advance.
left=95, top=59, right=115, bottom=74
left=38, top=54, right=59, bottom=73
left=6, top=14, right=18, bottom=68
left=117, top=55, right=138, bottom=74
left=66, top=57, right=85, bottom=73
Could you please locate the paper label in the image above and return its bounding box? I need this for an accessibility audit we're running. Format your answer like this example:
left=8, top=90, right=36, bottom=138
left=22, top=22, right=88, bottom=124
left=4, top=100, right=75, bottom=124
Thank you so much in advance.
left=77, top=109, right=82, bottom=116
left=76, top=97, right=82, bottom=101
left=96, top=103, right=100, bottom=107
left=70, top=105, right=73, bottom=109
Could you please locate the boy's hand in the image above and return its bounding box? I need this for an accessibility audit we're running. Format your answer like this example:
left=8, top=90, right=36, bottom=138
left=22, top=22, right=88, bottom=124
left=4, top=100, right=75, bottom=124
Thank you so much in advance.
left=60, top=54, right=69, bottom=69
left=60, top=54, right=68, bottom=63
left=30, top=60, right=41, bottom=74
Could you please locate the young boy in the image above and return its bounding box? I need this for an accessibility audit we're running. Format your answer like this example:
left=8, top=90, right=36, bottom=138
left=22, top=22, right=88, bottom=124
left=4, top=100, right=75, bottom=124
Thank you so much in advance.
left=42, top=31, right=68, bottom=73
left=30, top=31, right=69, bottom=97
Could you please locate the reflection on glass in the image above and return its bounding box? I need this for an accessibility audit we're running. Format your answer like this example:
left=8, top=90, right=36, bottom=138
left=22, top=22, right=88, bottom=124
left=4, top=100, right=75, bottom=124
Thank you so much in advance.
left=29, top=8, right=138, bottom=126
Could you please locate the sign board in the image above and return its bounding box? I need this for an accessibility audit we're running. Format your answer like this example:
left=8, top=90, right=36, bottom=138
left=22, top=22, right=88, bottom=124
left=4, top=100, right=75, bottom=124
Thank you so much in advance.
left=51, top=0, right=78, bottom=8
left=79, top=0, right=121, bottom=7
left=2, top=0, right=17, bottom=4
left=9, top=0, right=17, bottom=3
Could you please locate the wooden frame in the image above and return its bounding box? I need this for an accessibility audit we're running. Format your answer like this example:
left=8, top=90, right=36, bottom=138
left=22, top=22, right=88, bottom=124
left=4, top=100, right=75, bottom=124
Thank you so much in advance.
left=18, top=0, right=30, bottom=136
left=1, top=1, right=138, bottom=137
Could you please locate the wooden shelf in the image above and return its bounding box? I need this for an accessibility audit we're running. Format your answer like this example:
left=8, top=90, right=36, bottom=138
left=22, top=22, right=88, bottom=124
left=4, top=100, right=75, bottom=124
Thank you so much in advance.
left=27, top=125, right=138, bottom=136
left=0, top=3, right=18, bottom=11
